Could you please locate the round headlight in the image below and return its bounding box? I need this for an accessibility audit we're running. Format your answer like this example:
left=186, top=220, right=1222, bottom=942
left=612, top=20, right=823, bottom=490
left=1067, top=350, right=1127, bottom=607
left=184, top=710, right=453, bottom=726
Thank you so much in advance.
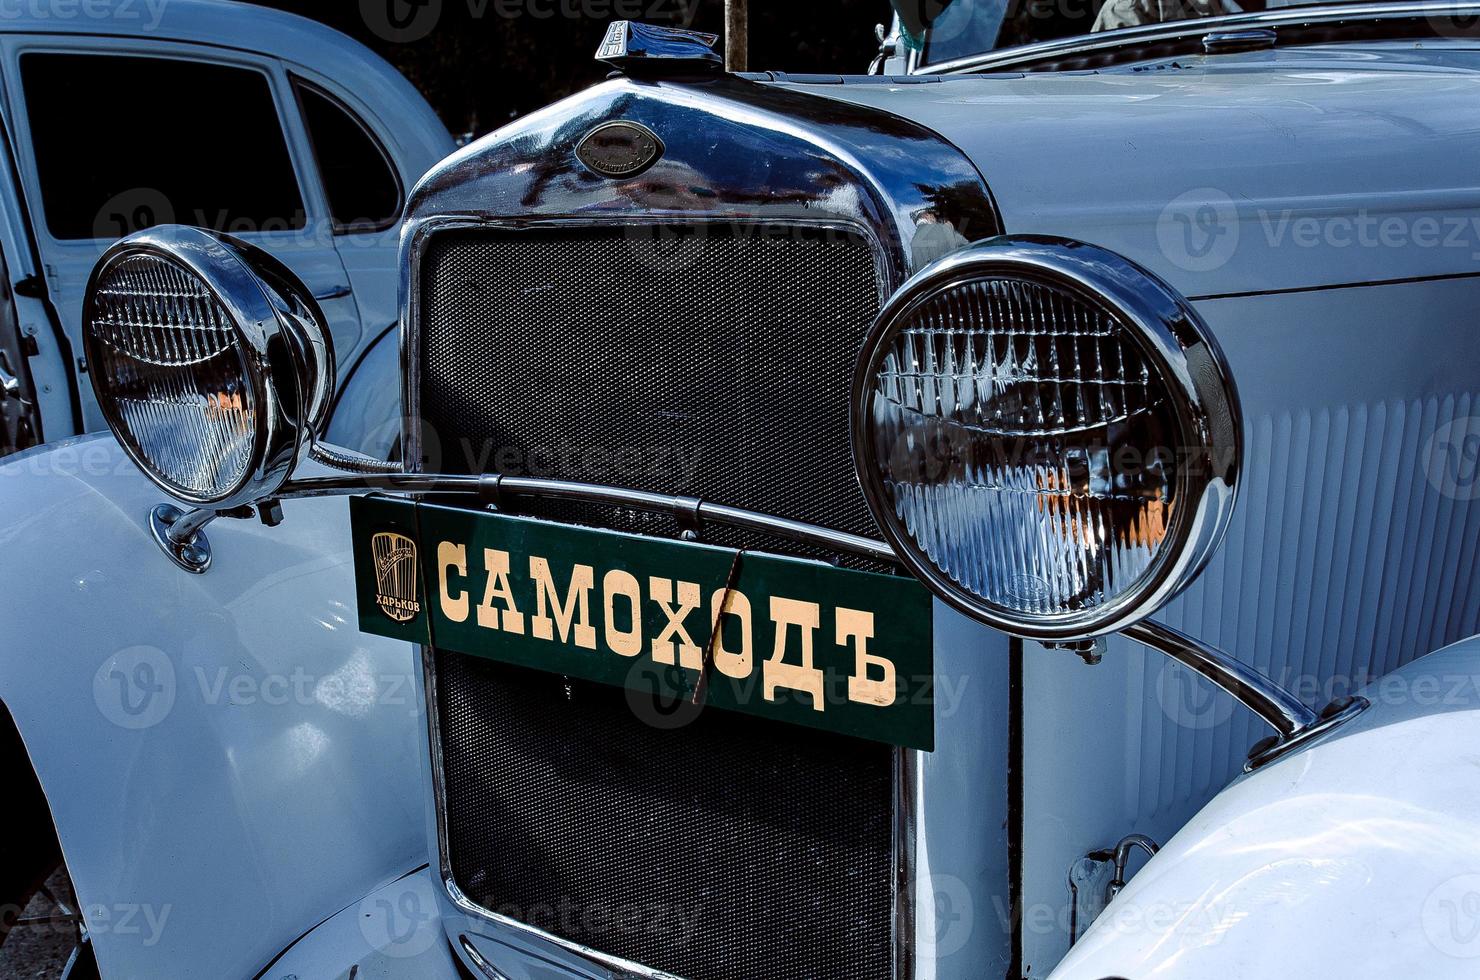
left=853, top=236, right=1240, bottom=641
left=83, top=227, right=333, bottom=509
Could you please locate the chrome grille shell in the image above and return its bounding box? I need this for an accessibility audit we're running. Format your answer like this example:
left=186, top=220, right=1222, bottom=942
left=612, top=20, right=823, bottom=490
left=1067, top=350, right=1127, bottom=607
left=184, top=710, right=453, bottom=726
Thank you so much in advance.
left=398, top=73, right=1003, bottom=980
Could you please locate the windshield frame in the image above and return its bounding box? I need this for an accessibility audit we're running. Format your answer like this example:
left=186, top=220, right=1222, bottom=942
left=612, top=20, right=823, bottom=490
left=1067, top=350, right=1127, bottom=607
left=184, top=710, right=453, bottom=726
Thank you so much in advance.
left=907, top=0, right=1477, bottom=71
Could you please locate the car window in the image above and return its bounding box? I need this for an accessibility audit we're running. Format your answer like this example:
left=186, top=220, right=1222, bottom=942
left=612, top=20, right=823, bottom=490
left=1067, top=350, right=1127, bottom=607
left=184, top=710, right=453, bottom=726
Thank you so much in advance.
left=294, top=80, right=402, bottom=232
left=20, top=53, right=306, bottom=241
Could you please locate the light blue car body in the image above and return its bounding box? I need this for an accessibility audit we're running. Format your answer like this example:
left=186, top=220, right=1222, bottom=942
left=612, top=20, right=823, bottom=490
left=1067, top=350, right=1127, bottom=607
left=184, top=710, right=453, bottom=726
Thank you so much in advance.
left=5, top=8, right=1480, bottom=980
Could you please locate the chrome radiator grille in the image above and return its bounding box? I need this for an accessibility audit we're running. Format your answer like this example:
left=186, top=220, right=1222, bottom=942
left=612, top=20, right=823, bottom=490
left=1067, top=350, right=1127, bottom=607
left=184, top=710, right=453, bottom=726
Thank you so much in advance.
left=414, top=225, right=884, bottom=560
left=416, top=225, right=898, bottom=979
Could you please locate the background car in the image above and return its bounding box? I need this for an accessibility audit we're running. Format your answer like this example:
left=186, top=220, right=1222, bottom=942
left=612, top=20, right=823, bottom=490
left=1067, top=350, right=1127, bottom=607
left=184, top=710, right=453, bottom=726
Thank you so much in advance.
left=0, top=0, right=453, bottom=456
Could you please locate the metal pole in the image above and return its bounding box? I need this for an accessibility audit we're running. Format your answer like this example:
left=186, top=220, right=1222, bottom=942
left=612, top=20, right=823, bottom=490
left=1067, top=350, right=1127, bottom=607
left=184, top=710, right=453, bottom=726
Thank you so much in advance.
left=725, top=0, right=748, bottom=72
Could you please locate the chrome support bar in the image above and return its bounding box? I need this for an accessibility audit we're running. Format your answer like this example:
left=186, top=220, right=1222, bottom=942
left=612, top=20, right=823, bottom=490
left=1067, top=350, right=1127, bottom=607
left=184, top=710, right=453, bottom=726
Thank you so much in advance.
left=162, top=503, right=220, bottom=549
left=1123, top=620, right=1369, bottom=770
left=276, top=471, right=899, bottom=562
left=1124, top=621, right=1316, bottom=738
left=150, top=470, right=899, bottom=575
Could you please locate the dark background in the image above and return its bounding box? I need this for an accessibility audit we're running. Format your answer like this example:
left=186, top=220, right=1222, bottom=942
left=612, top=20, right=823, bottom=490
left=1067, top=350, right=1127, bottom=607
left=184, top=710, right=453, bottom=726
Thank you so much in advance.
left=246, top=0, right=892, bottom=137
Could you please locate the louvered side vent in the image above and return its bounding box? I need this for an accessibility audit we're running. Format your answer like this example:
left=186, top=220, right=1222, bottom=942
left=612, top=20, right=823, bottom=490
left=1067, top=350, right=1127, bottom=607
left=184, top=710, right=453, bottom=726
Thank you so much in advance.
left=1133, top=395, right=1480, bottom=819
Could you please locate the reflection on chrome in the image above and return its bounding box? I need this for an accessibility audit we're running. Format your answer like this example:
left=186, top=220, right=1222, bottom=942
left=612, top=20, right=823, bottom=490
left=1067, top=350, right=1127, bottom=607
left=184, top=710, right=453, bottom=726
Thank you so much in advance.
left=870, top=275, right=1177, bottom=618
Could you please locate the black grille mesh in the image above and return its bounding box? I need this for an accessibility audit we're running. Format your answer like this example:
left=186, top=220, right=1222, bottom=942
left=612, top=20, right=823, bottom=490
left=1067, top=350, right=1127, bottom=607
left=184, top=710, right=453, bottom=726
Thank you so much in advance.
left=415, top=225, right=883, bottom=561
left=436, top=652, right=896, bottom=980
left=419, top=226, right=897, bottom=979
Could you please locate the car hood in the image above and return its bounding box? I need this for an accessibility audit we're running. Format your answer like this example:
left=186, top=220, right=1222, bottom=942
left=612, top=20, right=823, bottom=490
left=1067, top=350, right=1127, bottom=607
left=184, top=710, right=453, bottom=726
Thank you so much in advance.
left=776, top=45, right=1480, bottom=298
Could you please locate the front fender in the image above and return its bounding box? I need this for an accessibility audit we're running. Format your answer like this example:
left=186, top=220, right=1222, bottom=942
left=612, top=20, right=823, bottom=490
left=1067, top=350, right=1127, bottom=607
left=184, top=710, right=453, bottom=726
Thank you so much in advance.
left=326, top=323, right=402, bottom=461
left=1051, top=635, right=1480, bottom=979
left=0, top=436, right=426, bottom=978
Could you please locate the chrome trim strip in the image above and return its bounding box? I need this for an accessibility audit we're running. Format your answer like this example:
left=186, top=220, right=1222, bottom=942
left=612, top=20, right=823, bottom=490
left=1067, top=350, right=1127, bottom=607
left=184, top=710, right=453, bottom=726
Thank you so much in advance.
left=922, top=0, right=1480, bottom=74
left=457, top=936, right=510, bottom=980
left=447, top=876, right=692, bottom=980
left=894, top=747, right=920, bottom=980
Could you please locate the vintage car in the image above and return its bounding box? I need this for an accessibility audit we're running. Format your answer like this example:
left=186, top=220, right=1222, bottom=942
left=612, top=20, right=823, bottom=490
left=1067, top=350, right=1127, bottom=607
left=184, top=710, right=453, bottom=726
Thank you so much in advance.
left=2, top=2, right=1479, bottom=978
left=0, top=0, right=453, bottom=459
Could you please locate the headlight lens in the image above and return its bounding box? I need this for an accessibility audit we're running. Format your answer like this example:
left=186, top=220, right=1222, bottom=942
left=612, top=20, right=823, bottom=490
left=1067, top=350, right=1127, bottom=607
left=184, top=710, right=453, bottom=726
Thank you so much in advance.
left=854, top=237, right=1239, bottom=640
left=83, top=227, right=333, bottom=509
left=87, top=252, right=259, bottom=501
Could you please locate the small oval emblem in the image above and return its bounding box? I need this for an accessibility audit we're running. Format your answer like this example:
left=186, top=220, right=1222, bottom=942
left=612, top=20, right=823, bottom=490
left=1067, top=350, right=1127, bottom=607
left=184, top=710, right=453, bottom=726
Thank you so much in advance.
left=576, top=121, right=664, bottom=180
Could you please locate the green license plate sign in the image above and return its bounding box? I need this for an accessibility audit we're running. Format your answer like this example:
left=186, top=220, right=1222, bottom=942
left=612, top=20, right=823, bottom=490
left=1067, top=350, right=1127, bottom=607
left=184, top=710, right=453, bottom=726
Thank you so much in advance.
left=350, top=496, right=935, bottom=750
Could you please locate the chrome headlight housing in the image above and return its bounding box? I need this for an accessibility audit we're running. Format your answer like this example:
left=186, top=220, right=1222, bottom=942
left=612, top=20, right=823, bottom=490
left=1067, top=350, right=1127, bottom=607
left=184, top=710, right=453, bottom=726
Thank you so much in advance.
left=853, top=236, right=1240, bottom=641
left=83, top=227, right=333, bottom=509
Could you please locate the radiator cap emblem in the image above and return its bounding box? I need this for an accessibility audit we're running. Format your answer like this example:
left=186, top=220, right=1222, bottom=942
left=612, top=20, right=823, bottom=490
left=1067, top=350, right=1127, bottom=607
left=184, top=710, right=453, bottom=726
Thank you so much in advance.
left=595, top=21, right=722, bottom=74
left=576, top=121, right=664, bottom=180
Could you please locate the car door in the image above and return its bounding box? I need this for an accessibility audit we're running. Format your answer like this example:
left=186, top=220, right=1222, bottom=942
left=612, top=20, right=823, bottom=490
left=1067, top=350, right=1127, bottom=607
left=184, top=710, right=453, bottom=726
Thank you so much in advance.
left=287, top=74, right=405, bottom=359
left=0, top=36, right=363, bottom=434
